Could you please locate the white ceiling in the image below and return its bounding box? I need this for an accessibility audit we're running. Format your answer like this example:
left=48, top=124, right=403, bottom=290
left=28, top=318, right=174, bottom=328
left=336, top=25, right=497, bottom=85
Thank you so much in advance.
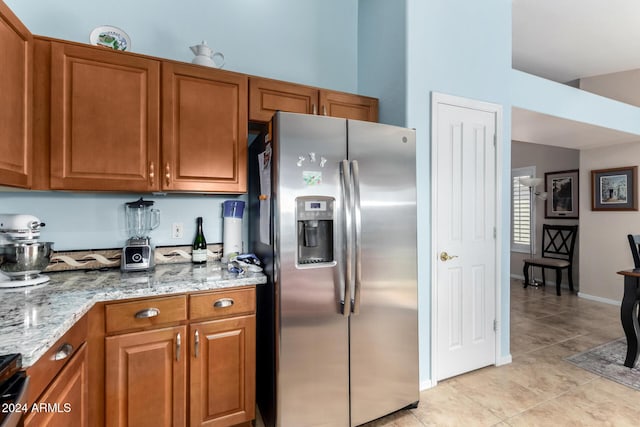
left=511, top=0, right=640, bottom=149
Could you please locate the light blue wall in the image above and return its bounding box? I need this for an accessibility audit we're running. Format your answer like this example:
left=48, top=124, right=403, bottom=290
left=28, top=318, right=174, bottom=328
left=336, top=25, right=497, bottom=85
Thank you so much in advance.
left=370, top=0, right=512, bottom=386
left=2, top=0, right=359, bottom=251
left=0, top=192, right=244, bottom=251
left=5, top=0, right=359, bottom=92
left=357, top=0, right=407, bottom=126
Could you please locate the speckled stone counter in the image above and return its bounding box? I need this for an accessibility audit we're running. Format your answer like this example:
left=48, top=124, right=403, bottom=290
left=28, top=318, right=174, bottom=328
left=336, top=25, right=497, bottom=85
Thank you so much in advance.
left=0, top=262, right=266, bottom=368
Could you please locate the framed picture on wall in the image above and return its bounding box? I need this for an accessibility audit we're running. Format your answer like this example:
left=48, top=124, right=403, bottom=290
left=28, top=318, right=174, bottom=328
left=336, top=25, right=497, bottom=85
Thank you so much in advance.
left=591, top=166, right=638, bottom=211
left=545, top=169, right=579, bottom=219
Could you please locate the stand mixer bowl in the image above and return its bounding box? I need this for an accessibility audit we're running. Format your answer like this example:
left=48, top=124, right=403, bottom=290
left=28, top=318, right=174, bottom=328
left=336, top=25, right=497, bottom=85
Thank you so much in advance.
left=0, top=242, right=53, bottom=280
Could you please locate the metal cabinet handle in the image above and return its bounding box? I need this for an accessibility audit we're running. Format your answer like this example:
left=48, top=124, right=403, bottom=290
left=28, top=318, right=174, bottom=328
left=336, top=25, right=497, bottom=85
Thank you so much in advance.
left=165, top=162, right=171, bottom=186
left=312, top=104, right=317, bottom=115
left=53, top=343, right=73, bottom=361
left=194, top=329, right=200, bottom=358
left=322, top=105, right=327, bottom=116
left=176, top=332, right=181, bottom=362
left=439, top=251, right=459, bottom=262
left=149, top=161, right=155, bottom=186
left=134, top=307, right=160, bottom=319
left=213, top=298, right=234, bottom=308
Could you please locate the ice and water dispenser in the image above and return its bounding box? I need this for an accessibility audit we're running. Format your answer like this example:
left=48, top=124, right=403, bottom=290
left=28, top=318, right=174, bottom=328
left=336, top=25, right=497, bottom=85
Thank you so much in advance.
left=296, top=196, right=334, bottom=265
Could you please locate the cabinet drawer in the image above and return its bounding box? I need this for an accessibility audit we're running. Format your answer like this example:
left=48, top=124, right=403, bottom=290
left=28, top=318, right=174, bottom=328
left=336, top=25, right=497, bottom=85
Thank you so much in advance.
left=105, top=295, right=187, bottom=334
left=26, top=312, right=88, bottom=405
left=189, top=287, right=255, bottom=321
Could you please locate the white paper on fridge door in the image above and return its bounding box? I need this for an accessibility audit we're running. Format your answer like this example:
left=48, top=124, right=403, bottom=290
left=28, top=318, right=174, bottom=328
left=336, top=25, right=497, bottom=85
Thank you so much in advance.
left=258, top=144, right=272, bottom=245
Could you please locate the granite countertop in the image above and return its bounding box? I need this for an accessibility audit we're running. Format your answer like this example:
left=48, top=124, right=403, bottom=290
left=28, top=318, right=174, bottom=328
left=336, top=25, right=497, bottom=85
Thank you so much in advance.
left=0, top=262, right=266, bottom=368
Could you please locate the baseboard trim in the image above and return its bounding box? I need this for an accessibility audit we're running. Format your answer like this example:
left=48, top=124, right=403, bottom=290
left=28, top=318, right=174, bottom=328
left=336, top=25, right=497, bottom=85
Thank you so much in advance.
left=420, top=379, right=434, bottom=391
left=510, top=273, right=573, bottom=289
left=420, top=354, right=511, bottom=390
left=496, top=354, right=512, bottom=366
left=577, top=292, right=619, bottom=306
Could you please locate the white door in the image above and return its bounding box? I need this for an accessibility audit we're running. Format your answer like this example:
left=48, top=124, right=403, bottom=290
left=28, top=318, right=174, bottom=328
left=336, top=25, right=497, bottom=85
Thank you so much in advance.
left=431, top=93, right=500, bottom=381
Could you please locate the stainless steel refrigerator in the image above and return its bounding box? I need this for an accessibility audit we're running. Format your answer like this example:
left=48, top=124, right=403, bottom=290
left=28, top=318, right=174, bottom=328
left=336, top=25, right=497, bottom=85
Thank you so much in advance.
left=249, top=112, right=418, bottom=427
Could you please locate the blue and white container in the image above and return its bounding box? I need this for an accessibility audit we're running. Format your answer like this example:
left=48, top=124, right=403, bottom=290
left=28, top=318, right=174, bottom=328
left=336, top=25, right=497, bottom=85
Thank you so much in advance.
left=222, top=200, right=245, bottom=258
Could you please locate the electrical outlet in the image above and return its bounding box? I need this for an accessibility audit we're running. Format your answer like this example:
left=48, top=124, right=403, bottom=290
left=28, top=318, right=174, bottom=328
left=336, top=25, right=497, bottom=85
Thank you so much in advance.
left=172, top=223, right=183, bottom=239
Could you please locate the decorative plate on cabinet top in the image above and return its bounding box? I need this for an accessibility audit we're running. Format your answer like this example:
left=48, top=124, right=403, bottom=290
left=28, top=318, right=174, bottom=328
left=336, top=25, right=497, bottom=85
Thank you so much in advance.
left=89, top=25, right=130, bottom=51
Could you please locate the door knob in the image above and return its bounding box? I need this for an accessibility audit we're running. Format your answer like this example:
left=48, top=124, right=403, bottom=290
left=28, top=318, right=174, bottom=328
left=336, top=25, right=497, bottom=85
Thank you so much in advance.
left=440, top=251, right=458, bottom=262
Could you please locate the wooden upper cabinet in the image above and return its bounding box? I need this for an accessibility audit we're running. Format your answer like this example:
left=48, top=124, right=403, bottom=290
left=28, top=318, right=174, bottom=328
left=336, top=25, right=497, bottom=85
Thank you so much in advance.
left=162, top=62, right=247, bottom=193
left=319, top=90, right=378, bottom=122
left=49, top=42, right=161, bottom=191
left=249, top=76, right=379, bottom=123
left=0, top=1, right=32, bottom=188
left=249, top=77, right=318, bottom=122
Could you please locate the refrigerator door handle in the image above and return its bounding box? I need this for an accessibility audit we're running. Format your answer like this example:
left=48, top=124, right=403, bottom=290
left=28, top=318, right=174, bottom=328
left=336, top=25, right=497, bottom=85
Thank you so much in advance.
left=351, top=160, right=362, bottom=314
left=340, top=159, right=352, bottom=316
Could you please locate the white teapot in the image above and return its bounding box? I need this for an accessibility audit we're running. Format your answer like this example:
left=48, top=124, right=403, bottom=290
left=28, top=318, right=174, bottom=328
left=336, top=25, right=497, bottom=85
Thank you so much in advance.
left=190, top=40, right=225, bottom=68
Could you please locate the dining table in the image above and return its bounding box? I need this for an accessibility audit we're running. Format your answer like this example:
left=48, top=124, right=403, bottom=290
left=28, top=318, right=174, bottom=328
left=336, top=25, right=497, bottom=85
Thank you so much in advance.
left=616, top=269, right=640, bottom=368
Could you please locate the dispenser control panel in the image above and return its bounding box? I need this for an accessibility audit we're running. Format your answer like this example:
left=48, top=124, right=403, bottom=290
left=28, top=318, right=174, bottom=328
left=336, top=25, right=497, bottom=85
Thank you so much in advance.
left=296, top=199, right=334, bottom=221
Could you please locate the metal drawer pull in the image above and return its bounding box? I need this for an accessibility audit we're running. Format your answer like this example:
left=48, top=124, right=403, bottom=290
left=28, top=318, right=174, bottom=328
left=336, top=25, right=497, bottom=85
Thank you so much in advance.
left=134, top=308, right=160, bottom=319
left=194, top=330, right=200, bottom=358
left=213, top=298, right=234, bottom=308
left=176, top=332, right=181, bottom=362
left=53, top=343, right=73, bottom=361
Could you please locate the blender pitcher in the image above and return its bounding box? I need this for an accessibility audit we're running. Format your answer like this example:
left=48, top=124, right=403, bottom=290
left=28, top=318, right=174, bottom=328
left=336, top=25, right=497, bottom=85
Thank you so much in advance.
left=125, top=198, right=160, bottom=239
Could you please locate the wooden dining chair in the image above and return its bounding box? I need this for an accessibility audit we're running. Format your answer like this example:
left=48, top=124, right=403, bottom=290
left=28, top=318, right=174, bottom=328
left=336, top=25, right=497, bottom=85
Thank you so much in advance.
left=627, top=234, right=640, bottom=268
left=523, top=224, right=578, bottom=296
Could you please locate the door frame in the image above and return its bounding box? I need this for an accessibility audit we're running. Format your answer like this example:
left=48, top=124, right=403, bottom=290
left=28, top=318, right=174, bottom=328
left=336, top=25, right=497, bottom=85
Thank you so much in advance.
left=429, top=92, right=505, bottom=386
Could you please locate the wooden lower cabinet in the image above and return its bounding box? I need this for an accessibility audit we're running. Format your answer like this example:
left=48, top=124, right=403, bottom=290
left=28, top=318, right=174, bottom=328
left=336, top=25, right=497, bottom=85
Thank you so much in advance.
left=105, top=325, right=187, bottom=427
left=25, top=343, right=89, bottom=427
left=103, top=288, right=256, bottom=427
left=190, top=315, right=256, bottom=427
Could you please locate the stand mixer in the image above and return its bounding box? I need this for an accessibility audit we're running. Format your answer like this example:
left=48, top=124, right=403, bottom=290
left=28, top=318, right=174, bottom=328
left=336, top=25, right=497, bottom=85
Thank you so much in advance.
left=121, top=198, right=160, bottom=272
left=0, top=214, right=53, bottom=288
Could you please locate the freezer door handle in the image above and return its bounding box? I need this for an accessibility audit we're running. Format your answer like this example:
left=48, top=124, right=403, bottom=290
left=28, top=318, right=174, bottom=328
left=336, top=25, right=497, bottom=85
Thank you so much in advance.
left=351, top=160, right=362, bottom=315
left=341, top=159, right=352, bottom=316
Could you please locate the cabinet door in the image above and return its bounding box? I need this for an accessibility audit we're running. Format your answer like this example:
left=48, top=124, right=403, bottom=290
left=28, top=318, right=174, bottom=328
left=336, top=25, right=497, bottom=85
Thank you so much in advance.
left=190, top=315, right=255, bottom=427
left=163, top=62, right=247, bottom=193
left=105, top=326, right=187, bottom=427
left=0, top=1, right=32, bottom=188
left=25, top=343, right=88, bottom=427
left=249, top=77, right=319, bottom=122
left=319, top=90, right=379, bottom=122
left=50, top=42, right=161, bottom=191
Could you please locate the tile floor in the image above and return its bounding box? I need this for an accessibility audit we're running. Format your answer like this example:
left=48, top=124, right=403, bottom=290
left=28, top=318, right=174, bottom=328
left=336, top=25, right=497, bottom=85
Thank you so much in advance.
left=362, top=279, right=640, bottom=427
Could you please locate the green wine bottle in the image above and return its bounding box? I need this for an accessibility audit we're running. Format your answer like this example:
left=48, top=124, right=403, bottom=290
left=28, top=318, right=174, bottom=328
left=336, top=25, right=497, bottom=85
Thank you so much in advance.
left=192, top=217, right=207, bottom=264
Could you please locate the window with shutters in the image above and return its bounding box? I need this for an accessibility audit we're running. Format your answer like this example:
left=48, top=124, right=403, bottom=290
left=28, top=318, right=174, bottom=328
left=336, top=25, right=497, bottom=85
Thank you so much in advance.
left=511, top=166, right=536, bottom=253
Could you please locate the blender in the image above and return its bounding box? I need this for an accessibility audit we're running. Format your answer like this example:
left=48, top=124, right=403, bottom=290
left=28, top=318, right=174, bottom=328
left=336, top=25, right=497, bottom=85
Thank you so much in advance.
left=121, top=198, right=160, bottom=272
